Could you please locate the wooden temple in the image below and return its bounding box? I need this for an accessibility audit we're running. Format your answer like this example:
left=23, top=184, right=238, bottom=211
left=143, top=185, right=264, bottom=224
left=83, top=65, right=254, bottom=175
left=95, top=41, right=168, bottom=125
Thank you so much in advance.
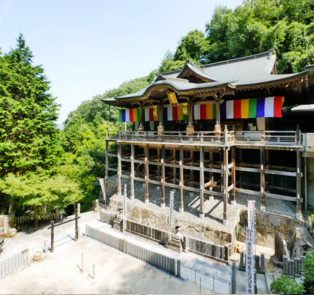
left=102, top=50, right=314, bottom=223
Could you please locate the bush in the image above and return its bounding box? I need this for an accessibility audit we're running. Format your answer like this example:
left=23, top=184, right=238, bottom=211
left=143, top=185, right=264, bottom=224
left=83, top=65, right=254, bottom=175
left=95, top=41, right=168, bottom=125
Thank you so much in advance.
left=303, top=250, right=314, bottom=294
left=270, top=275, right=305, bottom=294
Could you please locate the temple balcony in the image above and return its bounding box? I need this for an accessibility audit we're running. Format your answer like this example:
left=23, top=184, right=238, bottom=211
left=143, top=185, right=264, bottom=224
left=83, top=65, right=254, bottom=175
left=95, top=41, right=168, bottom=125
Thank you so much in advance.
left=106, top=129, right=303, bottom=150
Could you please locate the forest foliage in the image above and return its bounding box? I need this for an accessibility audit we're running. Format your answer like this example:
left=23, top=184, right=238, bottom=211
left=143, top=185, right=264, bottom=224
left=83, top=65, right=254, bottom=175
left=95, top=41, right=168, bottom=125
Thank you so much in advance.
left=0, top=0, right=313, bottom=223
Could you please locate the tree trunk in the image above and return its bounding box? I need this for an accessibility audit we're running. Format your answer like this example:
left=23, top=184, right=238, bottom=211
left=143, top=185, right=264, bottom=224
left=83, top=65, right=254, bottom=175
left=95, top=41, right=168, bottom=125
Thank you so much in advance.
left=34, top=208, right=39, bottom=228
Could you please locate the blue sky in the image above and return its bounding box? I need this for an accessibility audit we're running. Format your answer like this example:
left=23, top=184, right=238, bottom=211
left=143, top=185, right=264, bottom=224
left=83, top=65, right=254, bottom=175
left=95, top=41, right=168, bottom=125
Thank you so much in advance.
left=0, top=0, right=242, bottom=124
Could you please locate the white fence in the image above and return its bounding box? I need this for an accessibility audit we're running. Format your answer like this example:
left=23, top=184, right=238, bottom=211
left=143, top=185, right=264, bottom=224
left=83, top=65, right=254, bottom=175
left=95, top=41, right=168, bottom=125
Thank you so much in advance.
left=0, top=248, right=32, bottom=277
left=85, top=225, right=179, bottom=277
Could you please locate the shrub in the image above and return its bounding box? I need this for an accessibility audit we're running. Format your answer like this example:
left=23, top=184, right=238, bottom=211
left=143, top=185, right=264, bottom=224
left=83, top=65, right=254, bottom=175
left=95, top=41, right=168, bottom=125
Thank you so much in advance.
left=270, top=275, right=305, bottom=294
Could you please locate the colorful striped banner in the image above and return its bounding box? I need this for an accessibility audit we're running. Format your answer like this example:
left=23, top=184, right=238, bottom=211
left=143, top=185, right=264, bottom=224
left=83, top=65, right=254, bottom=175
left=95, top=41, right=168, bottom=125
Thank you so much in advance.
left=193, top=104, right=216, bottom=120
left=142, top=106, right=158, bottom=122
left=162, top=105, right=189, bottom=121
left=220, top=96, right=284, bottom=120
left=119, top=108, right=141, bottom=122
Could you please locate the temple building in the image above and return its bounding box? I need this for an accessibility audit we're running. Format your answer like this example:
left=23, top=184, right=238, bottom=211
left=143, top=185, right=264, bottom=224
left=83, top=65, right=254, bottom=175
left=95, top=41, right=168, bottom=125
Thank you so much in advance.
left=102, top=49, right=314, bottom=225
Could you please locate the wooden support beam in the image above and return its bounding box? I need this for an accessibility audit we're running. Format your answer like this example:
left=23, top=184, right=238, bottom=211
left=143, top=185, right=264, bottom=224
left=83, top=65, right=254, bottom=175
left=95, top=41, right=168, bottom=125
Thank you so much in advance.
left=130, top=144, right=135, bottom=200
left=179, top=146, right=184, bottom=212
left=105, top=140, right=109, bottom=179
left=157, top=148, right=161, bottom=181
left=199, top=146, right=205, bottom=218
left=172, top=149, right=176, bottom=184
left=117, top=142, right=122, bottom=196
left=296, top=149, right=302, bottom=220
left=145, top=144, right=149, bottom=204
left=231, top=147, right=236, bottom=205
left=161, top=145, right=166, bottom=208
left=209, top=151, right=214, bottom=201
left=190, top=151, right=194, bottom=187
left=223, top=146, right=228, bottom=225
left=260, top=148, right=266, bottom=212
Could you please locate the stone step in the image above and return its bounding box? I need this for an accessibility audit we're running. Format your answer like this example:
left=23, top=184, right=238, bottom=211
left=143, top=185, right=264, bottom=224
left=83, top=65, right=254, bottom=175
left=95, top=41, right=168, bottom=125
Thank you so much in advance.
left=167, top=235, right=182, bottom=253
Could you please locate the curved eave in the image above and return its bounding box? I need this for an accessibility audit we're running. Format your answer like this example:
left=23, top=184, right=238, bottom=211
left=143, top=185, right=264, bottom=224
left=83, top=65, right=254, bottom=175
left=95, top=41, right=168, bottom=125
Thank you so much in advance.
left=177, top=62, right=217, bottom=82
left=234, top=71, right=309, bottom=90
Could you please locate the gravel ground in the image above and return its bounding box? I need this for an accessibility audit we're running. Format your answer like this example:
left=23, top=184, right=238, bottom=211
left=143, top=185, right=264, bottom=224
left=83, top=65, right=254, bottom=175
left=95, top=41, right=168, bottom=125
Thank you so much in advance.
left=0, top=235, right=213, bottom=294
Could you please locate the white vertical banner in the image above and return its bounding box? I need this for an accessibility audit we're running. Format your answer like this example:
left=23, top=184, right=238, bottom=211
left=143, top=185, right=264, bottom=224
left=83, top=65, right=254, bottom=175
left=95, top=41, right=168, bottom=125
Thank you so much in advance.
left=246, top=200, right=255, bottom=294
left=123, top=184, right=127, bottom=216
left=248, top=200, right=255, bottom=229
left=169, top=190, right=174, bottom=228
left=246, top=227, right=255, bottom=294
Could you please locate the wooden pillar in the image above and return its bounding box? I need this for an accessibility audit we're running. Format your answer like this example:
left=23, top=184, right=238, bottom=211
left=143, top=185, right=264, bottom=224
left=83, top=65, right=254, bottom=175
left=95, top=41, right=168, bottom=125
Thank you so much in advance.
left=172, top=149, right=176, bottom=184
left=190, top=151, right=194, bottom=187
left=216, top=101, right=220, bottom=125
left=239, top=148, right=243, bottom=188
left=296, top=149, right=302, bottom=220
left=130, top=144, right=135, bottom=200
left=105, top=140, right=109, bottom=179
left=199, top=146, right=205, bottom=218
left=223, top=146, right=228, bottom=224
left=209, top=151, right=214, bottom=201
left=179, top=146, right=184, bottom=213
left=260, top=148, right=266, bottom=212
left=117, top=142, right=122, bottom=196
left=161, top=145, right=166, bottom=208
left=105, top=129, right=109, bottom=179
left=157, top=148, right=161, bottom=181
left=231, top=147, right=236, bottom=205
left=145, top=144, right=149, bottom=203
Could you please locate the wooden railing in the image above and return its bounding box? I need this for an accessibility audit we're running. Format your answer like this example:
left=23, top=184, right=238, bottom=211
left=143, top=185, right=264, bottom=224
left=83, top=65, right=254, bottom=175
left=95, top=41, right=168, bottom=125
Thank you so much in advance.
left=105, top=130, right=302, bottom=147
left=235, top=130, right=301, bottom=146
left=107, top=130, right=234, bottom=146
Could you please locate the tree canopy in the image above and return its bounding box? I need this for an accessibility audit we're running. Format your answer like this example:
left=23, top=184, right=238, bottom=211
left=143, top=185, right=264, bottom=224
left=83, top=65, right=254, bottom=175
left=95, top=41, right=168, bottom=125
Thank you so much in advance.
left=159, top=0, right=313, bottom=74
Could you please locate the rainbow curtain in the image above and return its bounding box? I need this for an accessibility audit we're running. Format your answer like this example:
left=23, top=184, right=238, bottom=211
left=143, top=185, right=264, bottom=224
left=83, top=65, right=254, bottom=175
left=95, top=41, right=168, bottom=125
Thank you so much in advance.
left=163, top=105, right=189, bottom=121
left=220, top=96, right=284, bottom=120
left=142, top=106, right=158, bottom=122
left=119, top=108, right=141, bottom=122
left=193, top=104, right=216, bottom=120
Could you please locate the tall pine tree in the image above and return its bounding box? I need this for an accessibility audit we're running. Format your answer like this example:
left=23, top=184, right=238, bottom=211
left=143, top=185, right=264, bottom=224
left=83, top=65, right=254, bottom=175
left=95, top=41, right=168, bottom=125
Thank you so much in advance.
left=0, top=35, right=60, bottom=177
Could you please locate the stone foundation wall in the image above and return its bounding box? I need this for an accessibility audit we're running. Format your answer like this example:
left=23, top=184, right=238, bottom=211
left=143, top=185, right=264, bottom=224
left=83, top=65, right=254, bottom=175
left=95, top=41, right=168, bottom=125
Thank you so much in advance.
left=108, top=195, right=234, bottom=247
left=237, top=210, right=304, bottom=248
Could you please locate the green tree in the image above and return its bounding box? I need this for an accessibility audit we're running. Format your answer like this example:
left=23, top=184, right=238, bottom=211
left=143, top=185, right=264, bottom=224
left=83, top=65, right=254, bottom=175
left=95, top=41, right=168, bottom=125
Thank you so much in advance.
left=0, top=173, right=83, bottom=227
left=270, top=275, right=305, bottom=294
left=303, top=250, right=314, bottom=294
left=0, top=35, right=60, bottom=177
left=174, top=30, right=209, bottom=63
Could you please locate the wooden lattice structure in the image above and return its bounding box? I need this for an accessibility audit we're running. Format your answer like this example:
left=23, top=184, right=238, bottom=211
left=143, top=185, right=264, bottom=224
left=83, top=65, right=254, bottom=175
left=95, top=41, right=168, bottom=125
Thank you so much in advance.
left=103, top=50, right=314, bottom=222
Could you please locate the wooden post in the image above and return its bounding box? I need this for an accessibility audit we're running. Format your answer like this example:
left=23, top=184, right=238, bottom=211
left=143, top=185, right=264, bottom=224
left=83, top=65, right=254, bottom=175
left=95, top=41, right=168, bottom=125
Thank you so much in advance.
left=231, top=147, right=236, bottom=205
left=50, top=220, right=54, bottom=253
left=172, top=149, right=176, bottom=184
left=105, top=129, right=109, bottom=179
left=296, top=149, right=302, bottom=220
left=190, top=151, right=194, bottom=187
left=223, top=125, right=229, bottom=224
left=260, top=148, right=266, bottom=212
left=161, top=145, right=166, bottom=208
left=130, top=144, right=135, bottom=200
left=199, top=146, right=205, bottom=218
left=145, top=144, right=149, bottom=204
left=157, top=148, right=161, bottom=181
left=179, top=146, right=184, bottom=213
left=216, top=101, right=220, bottom=125
left=209, top=151, right=214, bottom=201
left=117, top=142, right=122, bottom=196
